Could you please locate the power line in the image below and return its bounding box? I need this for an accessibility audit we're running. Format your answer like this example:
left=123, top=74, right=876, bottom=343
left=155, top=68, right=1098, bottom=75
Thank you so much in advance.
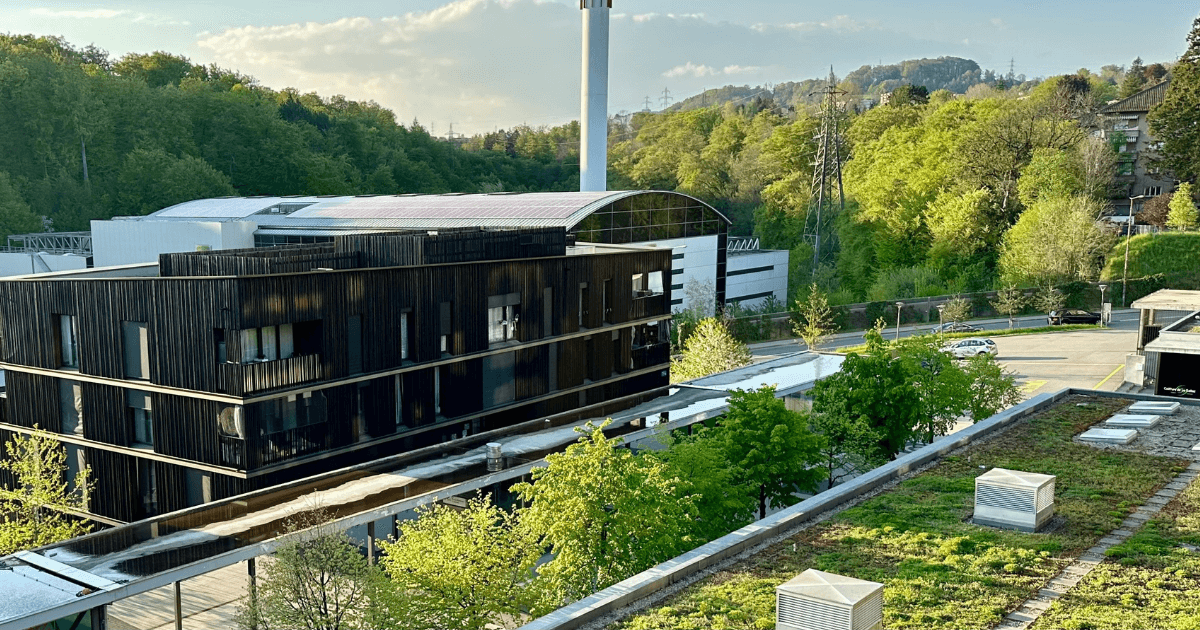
left=660, top=87, right=672, bottom=109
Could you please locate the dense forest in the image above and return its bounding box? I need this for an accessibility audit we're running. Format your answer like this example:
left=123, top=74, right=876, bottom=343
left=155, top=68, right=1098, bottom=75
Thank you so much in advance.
left=0, top=34, right=580, bottom=236
left=1, top=29, right=1194, bottom=307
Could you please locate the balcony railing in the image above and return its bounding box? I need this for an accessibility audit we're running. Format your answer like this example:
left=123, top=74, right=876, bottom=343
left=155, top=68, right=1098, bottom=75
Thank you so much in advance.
left=219, top=353, right=323, bottom=396
left=632, top=342, right=670, bottom=370
left=218, top=423, right=330, bottom=470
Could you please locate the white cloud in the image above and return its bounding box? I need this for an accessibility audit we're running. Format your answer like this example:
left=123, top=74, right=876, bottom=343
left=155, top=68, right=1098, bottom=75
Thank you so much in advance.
left=194, top=1, right=948, bottom=134
left=757, top=14, right=874, bottom=34
left=29, top=7, right=189, bottom=26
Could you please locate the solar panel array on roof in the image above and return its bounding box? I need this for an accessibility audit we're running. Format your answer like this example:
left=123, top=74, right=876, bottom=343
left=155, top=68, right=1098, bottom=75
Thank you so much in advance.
left=153, top=197, right=324, bottom=219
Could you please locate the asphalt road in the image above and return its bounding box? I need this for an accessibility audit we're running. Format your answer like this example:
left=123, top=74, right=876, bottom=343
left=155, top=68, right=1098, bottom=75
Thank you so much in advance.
left=750, top=309, right=1141, bottom=397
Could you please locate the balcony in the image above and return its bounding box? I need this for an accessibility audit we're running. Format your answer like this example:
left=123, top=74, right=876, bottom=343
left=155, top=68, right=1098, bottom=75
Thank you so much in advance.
left=632, top=342, right=670, bottom=370
left=218, top=422, right=330, bottom=470
left=218, top=354, right=323, bottom=396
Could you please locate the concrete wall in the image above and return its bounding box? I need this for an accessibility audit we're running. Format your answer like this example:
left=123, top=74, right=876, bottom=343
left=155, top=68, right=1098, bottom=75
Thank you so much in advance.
left=726, top=249, right=788, bottom=308
left=91, top=219, right=256, bottom=267
left=647, top=235, right=719, bottom=315
left=0, top=252, right=88, bottom=277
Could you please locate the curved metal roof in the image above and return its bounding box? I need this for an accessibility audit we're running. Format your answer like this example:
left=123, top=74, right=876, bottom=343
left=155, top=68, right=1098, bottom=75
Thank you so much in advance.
left=146, top=191, right=730, bottom=231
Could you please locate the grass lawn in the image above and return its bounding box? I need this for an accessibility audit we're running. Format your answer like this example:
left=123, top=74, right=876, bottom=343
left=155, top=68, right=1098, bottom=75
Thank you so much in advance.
left=835, top=324, right=1101, bottom=354
left=612, top=396, right=1186, bottom=630
left=1032, top=473, right=1200, bottom=630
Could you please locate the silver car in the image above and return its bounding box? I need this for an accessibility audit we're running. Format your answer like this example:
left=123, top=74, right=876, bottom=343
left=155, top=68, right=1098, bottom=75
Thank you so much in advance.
left=942, top=337, right=997, bottom=359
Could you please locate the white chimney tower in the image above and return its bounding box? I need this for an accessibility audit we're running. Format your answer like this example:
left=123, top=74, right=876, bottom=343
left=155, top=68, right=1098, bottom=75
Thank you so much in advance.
left=580, top=0, right=610, bottom=192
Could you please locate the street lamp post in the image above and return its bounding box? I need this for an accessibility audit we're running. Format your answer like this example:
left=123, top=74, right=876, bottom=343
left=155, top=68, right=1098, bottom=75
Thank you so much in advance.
left=1098, top=284, right=1108, bottom=327
left=895, top=302, right=904, bottom=341
left=937, top=304, right=945, bottom=331
left=1123, top=194, right=1147, bottom=308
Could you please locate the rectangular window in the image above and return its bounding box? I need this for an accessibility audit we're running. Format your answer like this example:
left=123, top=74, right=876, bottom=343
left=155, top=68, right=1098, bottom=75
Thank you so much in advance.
left=127, top=390, right=154, bottom=447
left=58, top=315, right=79, bottom=369
left=395, top=375, right=405, bottom=429
left=185, top=468, right=212, bottom=506
left=122, top=321, right=150, bottom=380
left=59, top=379, right=83, bottom=436
left=632, top=273, right=645, bottom=297
left=400, top=311, right=410, bottom=361
left=65, top=444, right=86, bottom=497
left=279, top=323, right=294, bottom=359
left=440, top=301, right=453, bottom=355
left=214, top=329, right=227, bottom=363
left=487, top=293, right=520, bottom=345
left=240, top=329, right=259, bottom=363
left=261, top=325, right=278, bottom=361
left=647, top=271, right=664, bottom=295
left=138, top=459, right=158, bottom=517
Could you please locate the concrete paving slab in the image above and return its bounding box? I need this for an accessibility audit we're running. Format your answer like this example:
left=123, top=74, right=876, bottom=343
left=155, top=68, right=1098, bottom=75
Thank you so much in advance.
left=1129, top=401, right=1181, bottom=415
left=1078, top=428, right=1139, bottom=444
left=1105, top=414, right=1163, bottom=429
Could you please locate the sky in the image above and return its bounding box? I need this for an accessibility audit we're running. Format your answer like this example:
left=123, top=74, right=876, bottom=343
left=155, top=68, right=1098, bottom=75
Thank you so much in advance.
left=5, top=1, right=1198, bottom=135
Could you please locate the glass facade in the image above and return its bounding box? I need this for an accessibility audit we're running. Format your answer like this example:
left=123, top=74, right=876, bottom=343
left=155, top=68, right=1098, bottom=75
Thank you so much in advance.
left=571, top=192, right=728, bottom=245
left=254, top=234, right=335, bottom=248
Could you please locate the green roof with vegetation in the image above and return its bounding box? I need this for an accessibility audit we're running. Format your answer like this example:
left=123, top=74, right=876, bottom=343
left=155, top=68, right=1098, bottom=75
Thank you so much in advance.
left=612, top=396, right=1186, bottom=630
left=1101, top=233, right=1200, bottom=305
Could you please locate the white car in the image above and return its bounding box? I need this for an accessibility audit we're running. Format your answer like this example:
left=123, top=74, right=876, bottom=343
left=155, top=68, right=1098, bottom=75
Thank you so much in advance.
left=942, top=337, right=997, bottom=359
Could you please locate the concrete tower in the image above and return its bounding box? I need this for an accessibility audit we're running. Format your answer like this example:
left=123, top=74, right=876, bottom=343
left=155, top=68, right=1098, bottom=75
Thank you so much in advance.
left=579, top=0, right=610, bottom=192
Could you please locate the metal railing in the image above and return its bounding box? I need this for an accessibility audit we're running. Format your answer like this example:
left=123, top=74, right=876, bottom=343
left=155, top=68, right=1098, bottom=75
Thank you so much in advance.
left=218, top=354, right=323, bottom=396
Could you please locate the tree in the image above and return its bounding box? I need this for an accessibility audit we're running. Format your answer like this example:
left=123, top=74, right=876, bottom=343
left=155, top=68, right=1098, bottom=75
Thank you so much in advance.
left=808, top=405, right=880, bottom=488
left=1149, top=17, right=1200, bottom=181
left=810, top=327, right=922, bottom=460
left=0, top=172, right=41, bottom=241
left=1166, top=182, right=1198, bottom=230
left=792, top=283, right=839, bottom=350
left=237, top=516, right=395, bottom=630
left=378, top=495, right=541, bottom=630
left=670, top=318, right=752, bottom=383
left=0, top=429, right=92, bottom=555
left=1140, top=193, right=1172, bottom=227
left=115, top=147, right=239, bottom=215
left=715, top=387, right=823, bottom=519
left=1017, top=148, right=1084, bottom=206
left=888, top=85, right=929, bottom=107
left=1119, top=57, right=1148, bottom=98
left=895, top=335, right=972, bottom=443
left=959, top=355, right=1023, bottom=421
left=1034, top=284, right=1066, bottom=315
left=649, top=433, right=757, bottom=542
left=513, top=422, right=697, bottom=611
left=940, top=295, right=972, bottom=323
left=991, top=285, right=1027, bottom=328
left=998, top=195, right=1116, bottom=286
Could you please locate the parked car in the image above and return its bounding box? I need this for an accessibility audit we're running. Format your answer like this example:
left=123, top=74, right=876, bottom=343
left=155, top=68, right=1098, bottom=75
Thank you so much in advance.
left=930, top=321, right=983, bottom=334
left=942, top=337, right=998, bottom=359
left=1047, top=309, right=1101, bottom=325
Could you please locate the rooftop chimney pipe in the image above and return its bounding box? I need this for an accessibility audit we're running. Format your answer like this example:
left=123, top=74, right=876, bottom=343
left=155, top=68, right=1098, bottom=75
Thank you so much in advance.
left=580, top=0, right=610, bottom=192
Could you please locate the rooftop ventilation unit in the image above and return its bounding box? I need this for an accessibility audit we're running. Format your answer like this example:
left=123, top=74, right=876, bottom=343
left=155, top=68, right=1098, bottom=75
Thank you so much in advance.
left=974, top=467, right=1056, bottom=532
left=776, top=569, right=883, bottom=630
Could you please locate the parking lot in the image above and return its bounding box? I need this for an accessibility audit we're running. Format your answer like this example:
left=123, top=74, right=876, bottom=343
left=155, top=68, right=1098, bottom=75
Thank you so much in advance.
left=993, top=323, right=1138, bottom=397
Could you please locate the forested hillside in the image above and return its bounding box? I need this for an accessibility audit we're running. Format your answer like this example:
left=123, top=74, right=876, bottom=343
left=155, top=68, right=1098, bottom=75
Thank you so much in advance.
left=0, top=35, right=579, bottom=235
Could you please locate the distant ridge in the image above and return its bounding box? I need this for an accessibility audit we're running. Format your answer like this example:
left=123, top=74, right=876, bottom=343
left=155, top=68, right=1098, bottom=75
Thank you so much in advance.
left=665, top=57, right=1008, bottom=113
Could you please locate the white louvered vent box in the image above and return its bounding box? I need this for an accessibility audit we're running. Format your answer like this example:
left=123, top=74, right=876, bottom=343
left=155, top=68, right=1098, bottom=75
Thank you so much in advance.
left=776, top=569, right=883, bottom=630
left=974, top=467, right=1056, bottom=532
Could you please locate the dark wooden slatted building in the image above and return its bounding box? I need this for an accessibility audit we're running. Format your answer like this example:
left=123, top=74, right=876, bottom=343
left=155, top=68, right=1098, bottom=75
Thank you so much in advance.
left=0, top=228, right=671, bottom=523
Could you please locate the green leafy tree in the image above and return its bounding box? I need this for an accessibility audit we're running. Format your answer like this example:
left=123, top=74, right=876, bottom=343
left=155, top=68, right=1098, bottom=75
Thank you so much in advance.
left=998, top=195, right=1116, bottom=286
left=1149, top=17, right=1200, bottom=181
left=670, top=318, right=752, bottom=383
left=810, top=328, right=922, bottom=460
left=237, top=516, right=396, bottom=630
left=940, top=295, right=972, bottom=323
left=112, top=51, right=196, bottom=88
left=378, top=494, right=541, bottom=630
left=0, top=429, right=92, bottom=555
left=959, top=355, right=1024, bottom=421
left=1034, top=284, right=1067, bottom=315
left=808, top=406, right=880, bottom=488
left=991, top=285, right=1027, bottom=328
left=649, top=433, right=756, bottom=542
left=513, top=422, right=697, bottom=611
left=114, top=147, right=239, bottom=215
left=792, top=283, right=839, bottom=350
left=715, top=386, right=823, bottom=519
left=1017, top=148, right=1084, bottom=206
left=1167, top=182, right=1198, bottom=230
left=0, top=172, right=41, bottom=241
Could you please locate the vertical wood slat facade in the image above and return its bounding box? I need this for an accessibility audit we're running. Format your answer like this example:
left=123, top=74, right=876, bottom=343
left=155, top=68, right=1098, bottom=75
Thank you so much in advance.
left=0, top=230, right=672, bottom=522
